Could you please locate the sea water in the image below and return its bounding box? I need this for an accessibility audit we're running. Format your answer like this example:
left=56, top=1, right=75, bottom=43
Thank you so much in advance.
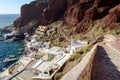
left=0, top=14, right=25, bottom=72
left=0, top=14, right=19, bottom=28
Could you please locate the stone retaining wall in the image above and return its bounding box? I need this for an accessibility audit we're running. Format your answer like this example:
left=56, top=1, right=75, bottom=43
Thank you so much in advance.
left=61, top=44, right=98, bottom=80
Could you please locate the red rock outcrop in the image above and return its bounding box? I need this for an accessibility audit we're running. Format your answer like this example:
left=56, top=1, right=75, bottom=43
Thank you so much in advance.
left=21, top=1, right=48, bottom=19
left=65, top=0, right=120, bottom=33
left=14, top=0, right=67, bottom=34
left=40, top=0, right=67, bottom=25
left=14, top=1, right=48, bottom=28
left=65, top=0, right=94, bottom=28
left=84, top=7, right=98, bottom=21
left=76, top=19, right=91, bottom=33
left=108, top=5, right=120, bottom=22
left=105, top=4, right=120, bottom=29
left=13, top=0, right=120, bottom=35
left=67, top=0, right=79, bottom=8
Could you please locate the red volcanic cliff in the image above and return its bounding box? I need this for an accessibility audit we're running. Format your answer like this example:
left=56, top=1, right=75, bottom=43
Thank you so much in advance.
left=14, top=1, right=48, bottom=28
left=40, top=0, right=67, bottom=25
left=13, top=0, right=68, bottom=34
left=14, top=0, right=67, bottom=28
left=105, top=4, right=120, bottom=29
left=13, top=0, right=120, bottom=34
left=65, top=0, right=120, bottom=33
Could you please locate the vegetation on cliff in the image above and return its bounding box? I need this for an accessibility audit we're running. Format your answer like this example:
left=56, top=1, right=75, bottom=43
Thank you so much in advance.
left=65, top=0, right=120, bottom=33
left=53, top=44, right=93, bottom=80
left=32, top=19, right=119, bottom=79
left=10, top=0, right=120, bottom=38
left=6, top=0, right=120, bottom=79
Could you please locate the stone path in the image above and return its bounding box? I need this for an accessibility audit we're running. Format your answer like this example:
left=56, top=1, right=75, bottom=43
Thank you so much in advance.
left=91, top=44, right=120, bottom=80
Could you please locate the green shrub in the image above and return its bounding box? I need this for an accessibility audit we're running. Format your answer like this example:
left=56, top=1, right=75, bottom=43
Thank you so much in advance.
left=94, top=27, right=104, bottom=36
left=54, top=72, right=62, bottom=80
left=76, top=50, right=84, bottom=54
left=116, top=29, right=120, bottom=35
left=68, top=54, right=80, bottom=61
left=48, top=55, right=55, bottom=61
left=83, top=45, right=92, bottom=53
left=105, top=28, right=120, bottom=36
left=113, top=29, right=120, bottom=35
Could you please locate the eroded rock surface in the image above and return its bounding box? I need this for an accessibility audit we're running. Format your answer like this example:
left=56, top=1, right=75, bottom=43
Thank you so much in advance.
left=65, top=0, right=120, bottom=33
left=13, top=0, right=120, bottom=36
left=13, top=0, right=67, bottom=34
left=40, top=0, right=67, bottom=25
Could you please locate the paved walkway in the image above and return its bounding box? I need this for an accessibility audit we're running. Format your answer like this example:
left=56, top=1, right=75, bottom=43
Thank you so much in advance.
left=91, top=44, right=120, bottom=80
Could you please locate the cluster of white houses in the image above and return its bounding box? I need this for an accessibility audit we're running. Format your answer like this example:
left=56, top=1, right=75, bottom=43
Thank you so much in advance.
left=0, top=26, right=88, bottom=80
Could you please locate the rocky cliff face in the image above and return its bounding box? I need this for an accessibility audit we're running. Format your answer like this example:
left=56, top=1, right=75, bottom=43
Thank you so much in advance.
left=40, top=0, right=67, bottom=25
left=65, top=0, right=120, bottom=33
left=105, top=4, right=120, bottom=29
left=13, top=0, right=120, bottom=35
left=14, top=0, right=67, bottom=34
left=14, top=1, right=48, bottom=28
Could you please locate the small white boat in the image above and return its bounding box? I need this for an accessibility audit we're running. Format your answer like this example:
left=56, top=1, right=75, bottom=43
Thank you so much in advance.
left=17, top=52, right=22, bottom=54
left=3, top=55, right=18, bottom=63
left=18, top=48, right=24, bottom=51
left=3, top=58, right=18, bottom=63
left=4, top=38, right=13, bottom=42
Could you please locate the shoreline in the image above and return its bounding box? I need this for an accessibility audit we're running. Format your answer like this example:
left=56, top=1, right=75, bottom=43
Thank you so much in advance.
left=0, top=33, right=25, bottom=73
left=0, top=25, right=88, bottom=80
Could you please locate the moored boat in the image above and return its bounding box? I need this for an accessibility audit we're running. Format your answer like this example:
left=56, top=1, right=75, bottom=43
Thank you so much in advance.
left=17, top=52, right=22, bottom=54
left=3, top=55, right=18, bottom=63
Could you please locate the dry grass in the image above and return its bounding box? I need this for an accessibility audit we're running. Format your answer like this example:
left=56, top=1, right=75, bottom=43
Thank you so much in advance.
left=33, top=20, right=120, bottom=80
left=53, top=44, right=93, bottom=80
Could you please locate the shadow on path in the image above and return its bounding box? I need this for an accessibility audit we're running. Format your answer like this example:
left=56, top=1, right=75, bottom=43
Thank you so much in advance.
left=91, top=46, right=120, bottom=80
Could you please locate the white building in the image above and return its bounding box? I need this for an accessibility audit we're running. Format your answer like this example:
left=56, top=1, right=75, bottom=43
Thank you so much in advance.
left=67, top=40, right=88, bottom=54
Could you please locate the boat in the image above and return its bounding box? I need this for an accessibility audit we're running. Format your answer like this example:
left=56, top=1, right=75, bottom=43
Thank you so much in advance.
left=18, top=48, right=24, bottom=51
left=17, top=52, right=22, bottom=54
left=9, top=55, right=16, bottom=57
left=4, top=38, right=13, bottom=42
left=3, top=55, right=18, bottom=63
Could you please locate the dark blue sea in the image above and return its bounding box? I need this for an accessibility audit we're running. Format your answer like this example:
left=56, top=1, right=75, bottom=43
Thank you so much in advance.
left=0, top=14, right=19, bottom=28
left=0, top=14, right=25, bottom=72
